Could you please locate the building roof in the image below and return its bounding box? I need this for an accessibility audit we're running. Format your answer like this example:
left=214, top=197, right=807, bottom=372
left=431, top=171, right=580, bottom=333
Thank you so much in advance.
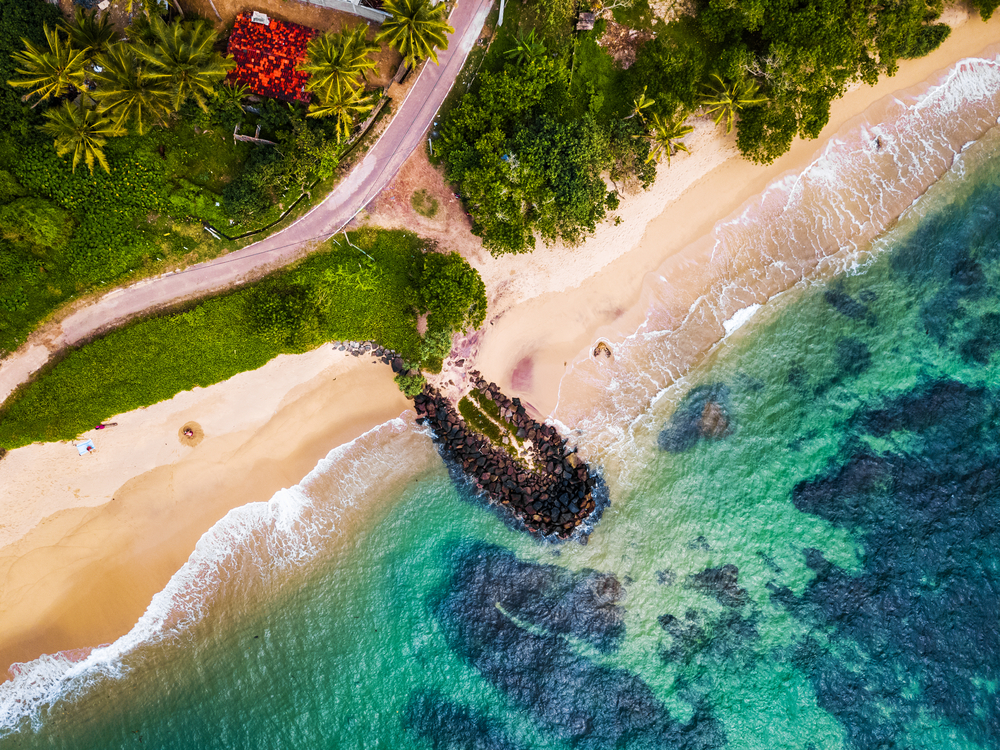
left=226, top=12, right=319, bottom=103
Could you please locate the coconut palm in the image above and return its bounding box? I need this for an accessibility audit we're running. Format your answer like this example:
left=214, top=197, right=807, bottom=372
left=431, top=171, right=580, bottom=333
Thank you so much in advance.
left=40, top=100, right=120, bottom=174
left=214, top=80, right=250, bottom=114
left=92, top=42, right=171, bottom=135
left=376, top=0, right=455, bottom=67
left=700, top=73, right=767, bottom=134
left=505, top=28, right=546, bottom=66
left=7, top=25, right=87, bottom=105
left=300, top=25, right=379, bottom=100
left=636, top=112, right=694, bottom=165
left=62, top=7, right=116, bottom=61
left=306, top=86, right=375, bottom=142
left=624, top=85, right=655, bottom=123
left=135, top=17, right=234, bottom=112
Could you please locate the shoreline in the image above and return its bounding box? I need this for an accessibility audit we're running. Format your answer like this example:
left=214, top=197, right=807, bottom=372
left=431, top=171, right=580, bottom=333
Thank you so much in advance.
left=3, top=7, right=1000, bottom=681
left=0, top=348, right=411, bottom=673
left=470, top=8, right=1000, bottom=421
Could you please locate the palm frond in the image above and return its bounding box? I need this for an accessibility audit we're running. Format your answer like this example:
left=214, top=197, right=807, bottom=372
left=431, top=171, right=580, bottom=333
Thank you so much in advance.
left=7, top=25, right=87, bottom=104
left=376, top=0, right=454, bottom=67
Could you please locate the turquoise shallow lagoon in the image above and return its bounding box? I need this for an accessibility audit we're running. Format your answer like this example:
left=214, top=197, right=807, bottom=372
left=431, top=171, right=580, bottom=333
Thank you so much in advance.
left=5, top=84, right=1000, bottom=750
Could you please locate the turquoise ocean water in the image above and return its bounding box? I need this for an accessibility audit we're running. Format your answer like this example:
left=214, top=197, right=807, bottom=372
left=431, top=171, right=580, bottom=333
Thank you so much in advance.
left=5, top=65, right=1000, bottom=750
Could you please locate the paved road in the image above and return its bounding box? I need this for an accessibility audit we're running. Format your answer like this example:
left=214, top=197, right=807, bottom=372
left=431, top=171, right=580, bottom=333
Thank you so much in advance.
left=0, top=0, right=493, bottom=405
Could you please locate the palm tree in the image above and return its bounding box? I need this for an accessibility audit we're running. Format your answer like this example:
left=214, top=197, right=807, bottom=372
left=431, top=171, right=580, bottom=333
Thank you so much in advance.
left=505, top=28, right=546, bottom=66
left=700, top=73, right=767, bottom=134
left=214, top=80, right=250, bottom=114
left=7, top=25, right=87, bottom=105
left=636, top=112, right=694, bottom=165
left=624, top=86, right=655, bottom=123
left=62, top=7, right=116, bottom=61
left=40, top=100, right=120, bottom=174
left=92, top=42, right=171, bottom=135
left=376, top=0, right=455, bottom=67
left=300, top=25, right=379, bottom=100
left=307, top=86, right=375, bottom=142
left=135, top=17, right=233, bottom=112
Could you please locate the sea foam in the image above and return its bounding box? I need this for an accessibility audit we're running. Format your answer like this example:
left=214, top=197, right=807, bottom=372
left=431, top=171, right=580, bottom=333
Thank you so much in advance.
left=0, top=416, right=431, bottom=737
left=556, top=48, right=1000, bottom=454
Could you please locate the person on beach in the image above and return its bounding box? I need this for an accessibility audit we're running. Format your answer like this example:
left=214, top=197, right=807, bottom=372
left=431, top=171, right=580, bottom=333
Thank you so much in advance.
left=95, top=423, right=117, bottom=430
left=183, top=428, right=194, bottom=438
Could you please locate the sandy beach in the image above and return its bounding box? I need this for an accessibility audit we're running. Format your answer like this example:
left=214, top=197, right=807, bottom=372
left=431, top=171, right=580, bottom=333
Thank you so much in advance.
left=3, top=5, right=1000, bottom=681
left=0, top=349, right=410, bottom=672
left=464, top=7, right=1000, bottom=419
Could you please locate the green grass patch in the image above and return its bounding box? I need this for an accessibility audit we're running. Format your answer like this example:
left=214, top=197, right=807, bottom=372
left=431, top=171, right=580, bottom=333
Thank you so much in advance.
left=0, top=229, right=485, bottom=449
left=468, top=388, right=521, bottom=444
left=458, top=395, right=503, bottom=444
left=411, top=189, right=440, bottom=218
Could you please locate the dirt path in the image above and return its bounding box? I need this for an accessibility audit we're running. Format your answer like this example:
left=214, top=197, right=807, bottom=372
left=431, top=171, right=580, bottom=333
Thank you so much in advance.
left=0, top=0, right=494, bottom=407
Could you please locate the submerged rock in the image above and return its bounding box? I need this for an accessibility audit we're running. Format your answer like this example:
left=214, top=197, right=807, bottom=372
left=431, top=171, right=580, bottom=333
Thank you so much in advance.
left=658, top=384, right=732, bottom=453
left=435, top=542, right=726, bottom=750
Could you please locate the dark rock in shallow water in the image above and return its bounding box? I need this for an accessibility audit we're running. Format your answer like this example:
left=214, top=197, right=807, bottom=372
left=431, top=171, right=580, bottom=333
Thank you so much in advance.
left=404, top=690, right=526, bottom=750
left=835, top=337, right=871, bottom=377
left=658, top=384, right=732, bottom=453
left=436, top=542, right=726, bottom=750
left=824, top=288, right=869, bottom=320
left=688, top=564, right=749, bottom=608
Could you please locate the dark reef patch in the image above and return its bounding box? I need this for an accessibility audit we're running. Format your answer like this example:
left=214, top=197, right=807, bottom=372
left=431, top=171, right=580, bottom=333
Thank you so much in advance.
left=434, top=542, right=726, bottom=750
left=783, top=377, right=1000, bottom=748
left=835, top=338, right=871, bottom=377
left=824, top=288, right=871, bottom=321
left=404, top=691, right=526, bottom=750
left=687, top=565, right=748, bottom=608
left=658, top=384, right=732, bottom=453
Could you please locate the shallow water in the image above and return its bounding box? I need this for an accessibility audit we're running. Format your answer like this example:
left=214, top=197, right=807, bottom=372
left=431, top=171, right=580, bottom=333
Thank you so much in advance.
left=5, top=67, right=1000, bottom=750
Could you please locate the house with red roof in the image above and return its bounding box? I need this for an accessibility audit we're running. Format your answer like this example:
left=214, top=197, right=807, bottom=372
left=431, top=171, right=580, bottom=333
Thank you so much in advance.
left=226, top=12, right=319, bottom=103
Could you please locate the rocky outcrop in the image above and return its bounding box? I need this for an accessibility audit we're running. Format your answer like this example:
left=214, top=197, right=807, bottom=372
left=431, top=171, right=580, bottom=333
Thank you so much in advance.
left=414, top=374, right=605, bottom=541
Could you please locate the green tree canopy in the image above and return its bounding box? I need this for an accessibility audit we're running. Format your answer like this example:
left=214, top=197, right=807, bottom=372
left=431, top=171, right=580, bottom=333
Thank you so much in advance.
left=7, top=24, right=86, bottom=105
left=300, top=24, right=378, bottom=100
left=688, top=0, right=952, bottom=163
left=92, top=42, right=171, bottom=135
left=39, top=99, right=119, bottom=174
left=376, top=0, right=455, bottom=67
left=61, top=7, right=116, bottom=61
left=135, top=17, right=233, bottom=112
left=306, top=85, right=375, bottom=142
left=420, top=250, right=487, bottom=334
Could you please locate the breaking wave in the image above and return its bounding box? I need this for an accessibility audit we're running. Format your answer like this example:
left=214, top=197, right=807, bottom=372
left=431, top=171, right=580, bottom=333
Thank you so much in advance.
left=556, top=48, right=1000, bottom=453
left=0, top=416, right=434, bottom=737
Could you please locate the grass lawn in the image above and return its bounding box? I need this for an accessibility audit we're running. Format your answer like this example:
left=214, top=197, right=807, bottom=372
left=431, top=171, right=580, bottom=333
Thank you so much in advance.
left=0, top=229, right=441, bottom=449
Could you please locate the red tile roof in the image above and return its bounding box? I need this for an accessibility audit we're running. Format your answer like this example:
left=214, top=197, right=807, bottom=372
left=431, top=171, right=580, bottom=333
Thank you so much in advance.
left=226, top=12, right=318, bottom=103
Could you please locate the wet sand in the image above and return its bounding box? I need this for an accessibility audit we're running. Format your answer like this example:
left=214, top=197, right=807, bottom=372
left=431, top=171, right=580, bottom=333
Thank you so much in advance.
left=0, top=349, right=410, bottom=672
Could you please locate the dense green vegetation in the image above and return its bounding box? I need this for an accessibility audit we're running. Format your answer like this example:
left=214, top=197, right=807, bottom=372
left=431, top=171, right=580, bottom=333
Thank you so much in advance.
left=438, top=0, right=967, bottom=254
left=437, top=10, right=653, bottom=255
left=0, top=230, right=487, bottom=449
left=0, top=1, right=371, bottom=357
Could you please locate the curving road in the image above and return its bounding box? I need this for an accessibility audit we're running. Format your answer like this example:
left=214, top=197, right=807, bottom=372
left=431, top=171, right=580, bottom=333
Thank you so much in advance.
left=0, top=0, right=493, bottom=405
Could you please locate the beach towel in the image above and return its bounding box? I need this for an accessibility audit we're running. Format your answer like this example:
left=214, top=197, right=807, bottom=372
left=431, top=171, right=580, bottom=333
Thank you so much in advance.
left=76, top=440, right=95, bottom=456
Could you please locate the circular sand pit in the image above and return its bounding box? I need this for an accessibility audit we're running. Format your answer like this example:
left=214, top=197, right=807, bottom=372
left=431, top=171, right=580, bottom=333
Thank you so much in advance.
left=179, top=422, right=204, bottom=447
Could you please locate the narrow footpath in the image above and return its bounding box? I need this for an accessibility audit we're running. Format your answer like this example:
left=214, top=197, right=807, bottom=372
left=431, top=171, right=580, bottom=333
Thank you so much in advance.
left=0, top=0, right=494, bottom=406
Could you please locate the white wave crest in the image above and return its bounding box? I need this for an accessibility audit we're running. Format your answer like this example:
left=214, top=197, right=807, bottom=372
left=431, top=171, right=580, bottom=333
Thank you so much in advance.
left=556, top=50, right=1000, bottom=456
left=0, top=415, right=426, bottom=737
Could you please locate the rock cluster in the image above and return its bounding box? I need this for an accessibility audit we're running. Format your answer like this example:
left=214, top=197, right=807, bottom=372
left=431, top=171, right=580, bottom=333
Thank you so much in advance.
left=330, top=339, right=416, bottom=376
left=414, top=374, right=602, bottom=540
